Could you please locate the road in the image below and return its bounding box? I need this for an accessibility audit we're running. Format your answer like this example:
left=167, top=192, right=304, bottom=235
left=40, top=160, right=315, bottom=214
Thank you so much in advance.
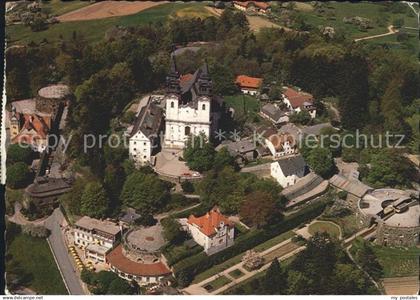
left=354, top=25, right=398, bottom=42
left=45, top=208, right=85, bottom=295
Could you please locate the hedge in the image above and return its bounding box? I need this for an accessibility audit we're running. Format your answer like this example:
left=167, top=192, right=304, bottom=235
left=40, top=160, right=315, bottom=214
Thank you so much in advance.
left=173, top=198, right=331, bottom=286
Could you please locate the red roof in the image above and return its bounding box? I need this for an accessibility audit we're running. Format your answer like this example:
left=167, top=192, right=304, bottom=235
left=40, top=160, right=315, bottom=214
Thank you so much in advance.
left=180, top=73, right=193, bottom=84
left=235, top=75, right=263, bottom=89
left=234, top=1, right=270, bottom=10
left=187, top=207, right=233, bottom=237
left=106, top=245, right=171, bottom=277
left=283, top=87, right=314, bottom=109
left=12, top=113, right=51, bottom=145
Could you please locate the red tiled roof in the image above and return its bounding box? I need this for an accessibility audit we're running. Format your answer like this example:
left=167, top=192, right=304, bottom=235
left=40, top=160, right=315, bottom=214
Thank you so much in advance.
left=180, top=73, right=193, bottom=84
left=187, top=207, right=233, bottom=237
left=234, top=1, right=271, bottom=10
left=11, top=113, right=51, bottom=145
left=283, top=87, right=314, bottom=109
left=106, top=245, right=171, bottom=277
left=267, top=133, right=295, bottom=151
left=235, top=75, right=263, bottom=89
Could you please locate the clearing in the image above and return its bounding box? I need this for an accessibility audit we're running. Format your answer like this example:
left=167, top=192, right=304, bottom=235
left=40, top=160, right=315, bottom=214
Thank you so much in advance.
left=6, top=233, right=67, bottom=294
left=247, top=15, right=282, bottom=32
left=307, top=221, right=341, bottom=239
left=57, top=1, right=167, bottom=22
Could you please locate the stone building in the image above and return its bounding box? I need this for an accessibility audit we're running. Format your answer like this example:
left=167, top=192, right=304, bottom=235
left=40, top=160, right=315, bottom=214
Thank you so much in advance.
left=356, top=188, right=419, bottom=247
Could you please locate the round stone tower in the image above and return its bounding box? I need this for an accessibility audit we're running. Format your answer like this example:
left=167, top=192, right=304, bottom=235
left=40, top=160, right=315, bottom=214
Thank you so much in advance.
left=36, top=84, right=71, bottom=114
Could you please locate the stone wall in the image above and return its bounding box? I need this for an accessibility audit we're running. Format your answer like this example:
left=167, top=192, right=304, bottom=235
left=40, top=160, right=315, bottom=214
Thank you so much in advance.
left=375, top=222, right=420, bottom=247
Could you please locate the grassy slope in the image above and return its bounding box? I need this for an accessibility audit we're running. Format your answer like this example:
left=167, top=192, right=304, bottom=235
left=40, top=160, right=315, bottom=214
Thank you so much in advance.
left=224, top=94, right=261, bottom=117
left=290, top=2, right=417, bottom=39
left=7, top=234, right=68, bottom=294
left=44, top=0, right=91, bottom=16
left=308, top=221, right=340, bottom=238
left=352, top=239, right=420, bottom=278
left=6, top=2, right=209, bottom=45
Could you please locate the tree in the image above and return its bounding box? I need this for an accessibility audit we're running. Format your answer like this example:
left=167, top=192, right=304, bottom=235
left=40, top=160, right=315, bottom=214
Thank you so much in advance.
left=209, top=62, right=238, bottom=95
left=107, top=277, right=135, bottom=295
left=80, top=182, right=109, bottom=219
left=162, top=217, right=186, bottom=245
left=333, top=263, right=371, bottom=294
left=355, top=241, right=383, bottom=280
left=120, top=171, right=169, bottom=215
left=366, top=149, right=415, bottom=188
left=183, top=134, right=216, bottom=172
left=213, top=147, right=236, bottom=171
left=306, top=147, right=336, bottom=178
left=7, top=144, right=33, bottom=165
left=7, top=162, right=32, bottom=189
left=392, top=18, right=404, bottom=28
left=103, top=165, right=125, bottom=212
left=239, top=191, right=280, bottom=228
left=262, top=259, right=288, bottom=294
left=380, top=79, right=408, bottom=137
left=289, top=110, right=311, bottom=125
left=181, top=180, right=195, bottom=194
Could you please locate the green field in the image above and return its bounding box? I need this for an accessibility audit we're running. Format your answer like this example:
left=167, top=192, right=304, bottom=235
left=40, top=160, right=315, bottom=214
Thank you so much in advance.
left=203, top=275, right=232, bottom=292
left=351, top=239, right=420, bottom=278
left=282, top=2, right=418, bottom=39
left=6, top=3, right=210, bottom=45
left=44, top=0, right=91, bottom=16
left=320, top=214, right=361, bottom=238
left=228, top=269, right=245, bottom=279
left=224, top=94, right=261, bottom=117
left=7, top=234, right=68, bottom=294
left=308, top=221, right=341, bottom=239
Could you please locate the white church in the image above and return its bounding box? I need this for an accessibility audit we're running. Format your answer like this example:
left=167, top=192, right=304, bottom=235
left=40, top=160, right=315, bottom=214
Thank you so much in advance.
left=129, top=57, right=223, bottom=166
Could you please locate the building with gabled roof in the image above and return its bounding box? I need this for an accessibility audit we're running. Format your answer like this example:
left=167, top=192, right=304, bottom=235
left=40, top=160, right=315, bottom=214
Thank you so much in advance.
left=257, top=126, right=297, bottom=158
left=233, top=1, right=271, bottom=14
left=282, top=87, right=316, bottom=118
left=186, top=206, right=235, bottom=255
left=270, top=155, right=308, bottom=188
left=235, top=75, right=263, bottom=95
left=260, top=103, right=289, bottom=125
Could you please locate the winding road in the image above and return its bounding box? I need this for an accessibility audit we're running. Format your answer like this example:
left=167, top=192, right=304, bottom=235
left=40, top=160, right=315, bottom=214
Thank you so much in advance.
left=354, top=25, right=398, bottom=42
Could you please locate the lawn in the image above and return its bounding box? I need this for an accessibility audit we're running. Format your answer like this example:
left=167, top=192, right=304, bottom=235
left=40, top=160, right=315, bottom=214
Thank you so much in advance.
left=352, top=239, right=420, bottom=278
left=6, top=233, right=67, bottom=294
left=192, top=252, right=244, bottom=283
left=228, top=269, right=245, bottom=279
left=44, top=0, right=91, bottom=16
left=254, top=230, right=295, bottom=252
left=320, top=214, right=361, bottom=238
left=281, top=2, right=418, bottom=40
left=5, top=188, right=24, bottom=215
left=308, top=221, right=341, bottom=239
left=203, top=275, right=232, bottom=292
left=6, top=3, right=209, bottom=45
left=224, top=94, right=261, bottom=118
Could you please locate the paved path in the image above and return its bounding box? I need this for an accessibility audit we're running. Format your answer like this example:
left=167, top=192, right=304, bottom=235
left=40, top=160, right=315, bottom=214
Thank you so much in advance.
left=45, top=208, right=85, bottom=295
left=354, top=25, right=398, bottom=42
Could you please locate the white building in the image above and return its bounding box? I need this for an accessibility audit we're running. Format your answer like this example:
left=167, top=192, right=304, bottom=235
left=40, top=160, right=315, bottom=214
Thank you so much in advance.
left=271, top=155, right=307, bottom=188
left=260, top=103, right=289, bottom=126
left=282, top=87, right=316, bottom=119
left=235, top=75, right=263, bottom=96
left=164, top=58, right=222, bottom=148
left=74, top=216, right=121, bottom=263
left=186, top=207, right=235, bottom=255
left=129, top=98, right=163, bottom=166
left=258, top=127, right=297, bottom=158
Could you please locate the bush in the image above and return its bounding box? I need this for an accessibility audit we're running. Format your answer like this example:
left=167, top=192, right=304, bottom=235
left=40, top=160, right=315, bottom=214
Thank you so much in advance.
left=337, top=190, right=348, bottom=200
left=21, top=224, right=50, bottom=238
left=172, top=198, right=331, bottom=285
left=7, top=162, right=32, bottom=189
left=7, top=144, right=33, bottom=165
left=134, top=214, right=157, bottom=227
left=181, top=181, right=195, bottom=194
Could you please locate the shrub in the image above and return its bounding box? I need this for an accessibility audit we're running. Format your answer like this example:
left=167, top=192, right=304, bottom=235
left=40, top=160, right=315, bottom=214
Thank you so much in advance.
left=7, top=162, right=32, bottom=189
left=22, top=224, right=50, bottom=238
left=181, top=181, right=195, bottom=194
left=337, top=190, right=348, bottom=200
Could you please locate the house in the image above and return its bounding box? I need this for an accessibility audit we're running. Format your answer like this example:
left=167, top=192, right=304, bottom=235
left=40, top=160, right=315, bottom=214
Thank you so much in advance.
left=74, top=216, right=122, bottom=263
left=164, top=56, right=223, bottom=148
left=257, top=127, right=297, bottom=158
left=282, top=87, right=316, bottom=118
left=186, top=207, right=235, bottom=255
left=235, top=75, right=263, bottom=95
left=233, top=1, right=271, bottom=14
left=260, top=103, right=289, bottom=125
left=215, top=139, right=261, bottom=166
left=129, top=97, right=164, bottom=167
left=301, top=123, right=334, bottom=137
left=9, top=101, right=51, bottom=152
left=271, top=155, right=307, bottom=188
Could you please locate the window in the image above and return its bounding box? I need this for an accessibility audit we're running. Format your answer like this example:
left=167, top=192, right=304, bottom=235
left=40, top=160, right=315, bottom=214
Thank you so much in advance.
left=134, top=142, right=136, bottom=145
left=202, top=104, right=206, bottom=110
left=171, top=101, right=174, bottom=108
left=143, top=142, right=147, bottom=146
left=185, top=126, right=191, bottom=135
left=143, top=156, right=147, bottom=159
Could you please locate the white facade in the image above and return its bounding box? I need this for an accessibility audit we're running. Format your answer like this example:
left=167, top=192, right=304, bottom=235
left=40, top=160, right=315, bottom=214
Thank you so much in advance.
left=110, top=265, right=167, bottom=286
left=265, top=137, right=296, bottom=159
left=164, top=94, right=211, bottom=148
left=240, top=87, right=258, bottom=95
left=129, top=131, right=152, bottom=166
left=271, top=161, right=305, bottom=188
left=187, top=222, right=234, bottom=255
left=283, top=98, right=317, bottom=119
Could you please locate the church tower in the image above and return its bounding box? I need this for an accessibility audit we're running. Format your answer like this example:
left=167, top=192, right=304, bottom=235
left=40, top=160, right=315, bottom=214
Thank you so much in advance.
left=10, top=106, right=20, bottom=140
